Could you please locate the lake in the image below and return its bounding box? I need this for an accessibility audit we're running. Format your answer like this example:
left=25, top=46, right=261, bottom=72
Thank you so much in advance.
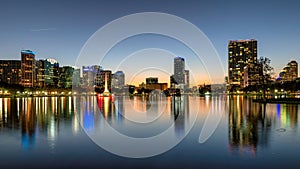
left=0, top=95, right=299, bottom=168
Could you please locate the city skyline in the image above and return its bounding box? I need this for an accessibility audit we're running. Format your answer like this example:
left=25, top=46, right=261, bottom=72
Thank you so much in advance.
left=1, top=0, right=300, bottom=85
left=1, top=44, right=299, bottom=88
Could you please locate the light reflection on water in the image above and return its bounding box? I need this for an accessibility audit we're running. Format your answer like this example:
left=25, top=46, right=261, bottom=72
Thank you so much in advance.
left=0, top=96, right=299, bottom=168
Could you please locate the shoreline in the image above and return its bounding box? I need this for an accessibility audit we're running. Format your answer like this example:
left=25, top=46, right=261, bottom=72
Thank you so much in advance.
left=253, top=98, right=300, bottom=104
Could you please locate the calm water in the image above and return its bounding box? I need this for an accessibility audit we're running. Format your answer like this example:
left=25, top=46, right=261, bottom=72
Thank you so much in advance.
left=0, top=95, right=299, bottom=168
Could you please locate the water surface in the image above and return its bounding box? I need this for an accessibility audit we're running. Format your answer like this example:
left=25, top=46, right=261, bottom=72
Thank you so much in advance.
left=0, top=96, right=299, bottom=168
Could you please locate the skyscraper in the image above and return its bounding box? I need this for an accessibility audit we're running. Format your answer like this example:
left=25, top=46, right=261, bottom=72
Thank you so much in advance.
left=35, top=58, right=59, bottom=87
left=45, top=58, right=59, bottom=87
left=58, top=66, right=74, bottom=88
left=228, top=39, right=258, bottom=88
left=21, top=50, right=35, bottom=87
left=112, top=71, right=125, bottom=89
left=174, top=56, right=185, bottom=85
left=82, top=65, right=101, bottom=87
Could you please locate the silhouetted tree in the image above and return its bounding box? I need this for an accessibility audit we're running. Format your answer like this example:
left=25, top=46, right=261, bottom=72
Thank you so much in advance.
left=258, top=56, right=274, bottom=100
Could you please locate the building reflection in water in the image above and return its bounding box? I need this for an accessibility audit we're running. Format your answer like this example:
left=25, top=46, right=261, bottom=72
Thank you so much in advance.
left=276, top=104, right=298, bottom=130
left=0, top=97, right=75, bottom=150
left=228, top=96, right=269, bottom=156
left=171, top=95, right=189, bottom=138
left=228, top=96, right=298, bottom=156
left=77, top=94, right=193, bottom=140
left=96, top=96, right=123, bottom=124
left=21, top=98, right=37, bottom=149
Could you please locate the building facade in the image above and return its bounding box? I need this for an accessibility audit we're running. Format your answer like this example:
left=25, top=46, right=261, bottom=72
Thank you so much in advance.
left=174, top=56, right=185, bottom=84
left=58, top=66, right=74, bottom=88
left=95, top=70, right=112, bottom=92
left=278, top=60, right=298, bottom=82
left=82, top=65, right=101, bottom=87
left=228, top=39, right=258, bottom=88
left=35, top=59, right=46, bottom=87
left=45, top=58, right=59, bottom=87
left=184, top=70, right=190, bottom=90
left=244, top=63, right=262, bottom=87
left=21, top=50, right=35, bottom=87
left=112, top=71, right=125, bottom=89
left=146, top=77, right=158, bottom=84
left=0, top=60, right=21, bottom=85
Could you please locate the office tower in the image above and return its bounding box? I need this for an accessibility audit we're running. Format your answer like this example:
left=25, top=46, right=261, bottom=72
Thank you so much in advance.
left=45, top=58, right=59, bottom=87
left=228, top=39, right=258, bottom=88
left=278, top=60, right=298, bottom=82
left=174, top=56, right=185, bottom=85
left=21, top=50, right=35, bottom=87
left=112, top=71, right=125, bottom=89
left=58, top=66, right=74, bottom=88
left=82, top=65, right=101, bottom=87
left=0, top=60, right=21, bottom=84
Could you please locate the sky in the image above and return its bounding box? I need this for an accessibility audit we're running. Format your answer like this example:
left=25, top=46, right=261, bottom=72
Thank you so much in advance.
left=1, top=0, right=300, bottom=85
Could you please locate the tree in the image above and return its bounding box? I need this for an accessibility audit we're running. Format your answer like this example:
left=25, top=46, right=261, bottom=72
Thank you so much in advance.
left=258, top=56, right=274, bottom=100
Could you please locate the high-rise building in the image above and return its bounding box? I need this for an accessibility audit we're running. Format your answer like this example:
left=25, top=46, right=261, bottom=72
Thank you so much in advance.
left=82, top=65, right=101, bottom=87
left=228, top=39, right=258, bottom=88
left=277, top=60, right=298, bottom=82
left=72, top=68, right=81, bottom=87
left=0, top=60, right=21, bottom=84
left=35, top=58, right=59, bottom=87
left=244, top=63, right=262, bottom=87
left=174, top=56, right=185, bottom=84
left=45, top=58, right=59, bottom=87
left=21, top=50, right=35, bottom=87
left=58, top=66, right=74, bottom=88
left=112, top=71, right=125, bottom=89
left=35, top=59, right=46, bottom=88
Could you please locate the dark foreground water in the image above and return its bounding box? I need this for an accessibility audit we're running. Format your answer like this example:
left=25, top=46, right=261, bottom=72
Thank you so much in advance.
left=0, top=95, right=299, bottom=168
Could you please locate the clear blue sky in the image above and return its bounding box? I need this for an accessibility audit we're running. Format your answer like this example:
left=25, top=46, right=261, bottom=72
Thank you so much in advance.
left=1, top=0, right=300, bottom=84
